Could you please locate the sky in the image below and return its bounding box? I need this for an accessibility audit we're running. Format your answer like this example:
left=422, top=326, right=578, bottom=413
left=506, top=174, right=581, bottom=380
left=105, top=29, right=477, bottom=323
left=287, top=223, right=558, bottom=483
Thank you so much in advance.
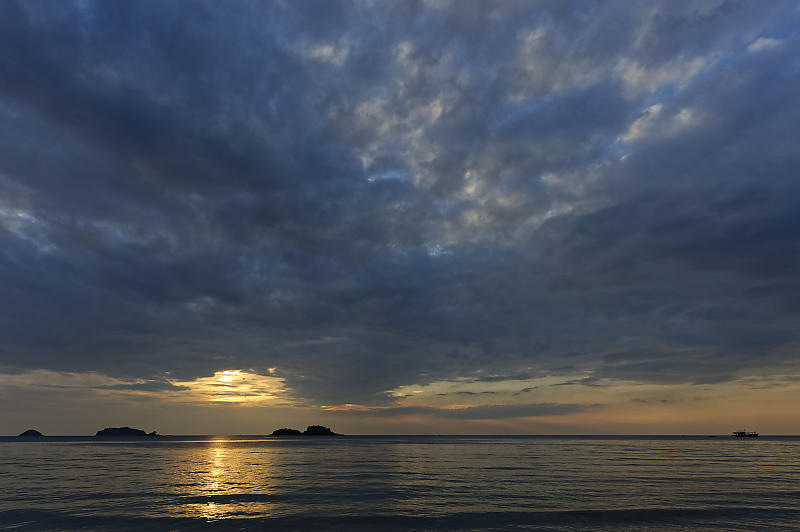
left=1, top=0, right=799, bottom=435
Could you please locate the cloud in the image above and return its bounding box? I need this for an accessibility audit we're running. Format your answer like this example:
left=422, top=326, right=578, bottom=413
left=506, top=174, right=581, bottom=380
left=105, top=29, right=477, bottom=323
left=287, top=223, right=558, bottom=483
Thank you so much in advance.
left=436, top=391, right=498, bottom=396
left=327, top=402, right=592, bottom=420
left=0, top=0, right=799, bottom=412
left=748, top=37, right=784, bottom=53
left=435, top=403, right=593, bottom=420
left=97, top=381, right=190, bottom=392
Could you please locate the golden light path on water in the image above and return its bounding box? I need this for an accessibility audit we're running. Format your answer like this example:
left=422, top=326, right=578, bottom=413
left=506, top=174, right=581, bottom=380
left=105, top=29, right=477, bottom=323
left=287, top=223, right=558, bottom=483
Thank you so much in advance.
left=199, top=441, right=227, bottom=520
left=171, top=437, right=280, bottom=521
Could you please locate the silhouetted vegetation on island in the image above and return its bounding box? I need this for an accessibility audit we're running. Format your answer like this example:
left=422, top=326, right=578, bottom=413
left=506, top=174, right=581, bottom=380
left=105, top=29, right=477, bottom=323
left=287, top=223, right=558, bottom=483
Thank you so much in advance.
left=271, top=425, right=341, bottom=436
left=303, top=425, right=339, bottom=435
left=95, top=427, right=160, bottom=437
left=271, top=428, right=302, bottom=435
left=18, top=429, right=44, bottom=437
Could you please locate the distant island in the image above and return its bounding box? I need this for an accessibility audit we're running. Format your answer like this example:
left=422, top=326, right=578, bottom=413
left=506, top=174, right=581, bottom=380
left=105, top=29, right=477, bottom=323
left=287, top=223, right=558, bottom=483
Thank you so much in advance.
left=18, top=429, right=44, bottom=437
left=271, top=428, right=302, bottom=435
left=303, top=425, right=339, bottom=435
left=95, top=427, right=160, bottom=437
left=271, top=425, right=340, bottom=436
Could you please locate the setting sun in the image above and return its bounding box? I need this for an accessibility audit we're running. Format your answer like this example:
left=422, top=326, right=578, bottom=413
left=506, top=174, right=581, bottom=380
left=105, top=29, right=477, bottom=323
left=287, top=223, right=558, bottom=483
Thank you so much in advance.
left=216, top=370, right=240, bottom=383
left=171, top=370, right=289, bottom=405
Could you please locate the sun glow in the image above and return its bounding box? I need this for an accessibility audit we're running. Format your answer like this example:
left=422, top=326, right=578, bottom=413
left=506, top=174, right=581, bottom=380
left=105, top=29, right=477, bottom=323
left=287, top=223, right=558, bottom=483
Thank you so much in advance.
left=217, top=370, right=239, bottom=383
left=172, top=369, right=289, bottom=405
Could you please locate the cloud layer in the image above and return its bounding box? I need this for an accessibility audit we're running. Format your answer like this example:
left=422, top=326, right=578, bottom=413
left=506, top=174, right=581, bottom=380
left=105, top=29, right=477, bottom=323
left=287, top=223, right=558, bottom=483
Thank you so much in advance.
left=1, top=0, right=799, bottom=409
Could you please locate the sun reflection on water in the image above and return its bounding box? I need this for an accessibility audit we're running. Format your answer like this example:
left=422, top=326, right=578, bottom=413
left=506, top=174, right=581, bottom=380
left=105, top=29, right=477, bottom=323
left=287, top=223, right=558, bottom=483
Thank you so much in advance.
left=204, top=442, right=226, bottom=493
left=170, top=438, right=278, bottom=521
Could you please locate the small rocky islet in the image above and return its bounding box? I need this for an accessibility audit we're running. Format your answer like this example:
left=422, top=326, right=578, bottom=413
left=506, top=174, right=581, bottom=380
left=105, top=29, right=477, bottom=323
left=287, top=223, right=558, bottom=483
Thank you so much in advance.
left=17, top=429, right=44, bottom=437
left=95, top=427, right=160, bottom=437
left=271, top=425, right=340, bottom=436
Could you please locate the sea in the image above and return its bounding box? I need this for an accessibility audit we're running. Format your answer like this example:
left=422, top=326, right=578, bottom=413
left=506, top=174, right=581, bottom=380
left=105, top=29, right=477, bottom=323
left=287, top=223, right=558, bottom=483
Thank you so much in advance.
left=1, top=435, right=799, bottom=531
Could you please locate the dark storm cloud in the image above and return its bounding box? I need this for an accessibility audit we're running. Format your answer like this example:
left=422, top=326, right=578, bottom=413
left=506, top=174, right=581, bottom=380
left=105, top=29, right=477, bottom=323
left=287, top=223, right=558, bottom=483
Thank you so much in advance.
left=97, top=380, right=190, bottom=392
left=471, top=372, right=536, bottom=383
left=1, top=0, right=799, bottom=405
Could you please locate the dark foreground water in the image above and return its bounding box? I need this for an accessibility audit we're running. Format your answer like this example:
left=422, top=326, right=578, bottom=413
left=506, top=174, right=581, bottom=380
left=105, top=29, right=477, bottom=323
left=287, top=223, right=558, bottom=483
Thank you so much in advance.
left=1, top=436, right=799, bottom=531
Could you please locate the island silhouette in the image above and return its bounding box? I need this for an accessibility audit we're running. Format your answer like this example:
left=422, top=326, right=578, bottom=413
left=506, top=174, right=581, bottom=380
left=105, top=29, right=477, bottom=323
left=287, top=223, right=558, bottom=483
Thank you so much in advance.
left=13, top=425, right=340, bottom=437
left=271, top=428, right=302, bottom=435
left=271, top=425, right=340, bottom=436
left=95, top=427, right=160, bottom=437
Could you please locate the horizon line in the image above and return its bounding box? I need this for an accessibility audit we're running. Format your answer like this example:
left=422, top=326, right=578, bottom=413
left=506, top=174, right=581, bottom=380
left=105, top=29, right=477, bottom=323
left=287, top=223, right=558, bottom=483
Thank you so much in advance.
left=5, top=433, right=793, bottom=438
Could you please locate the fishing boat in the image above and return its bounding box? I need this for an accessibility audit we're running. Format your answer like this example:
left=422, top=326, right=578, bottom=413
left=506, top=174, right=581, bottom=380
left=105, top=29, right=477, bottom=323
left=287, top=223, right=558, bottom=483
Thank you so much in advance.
left=732, top=430, right=758, bottom=437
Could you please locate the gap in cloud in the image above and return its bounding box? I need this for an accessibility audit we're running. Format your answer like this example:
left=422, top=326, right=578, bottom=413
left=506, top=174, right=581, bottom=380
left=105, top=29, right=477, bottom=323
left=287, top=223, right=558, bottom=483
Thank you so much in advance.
left=170, top=369, right=292, bottom=406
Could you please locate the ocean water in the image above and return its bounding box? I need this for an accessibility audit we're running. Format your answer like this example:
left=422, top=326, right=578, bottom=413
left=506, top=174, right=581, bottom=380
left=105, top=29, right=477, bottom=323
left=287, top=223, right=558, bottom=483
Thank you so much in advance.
left=1, top=436, right=799, bottom=531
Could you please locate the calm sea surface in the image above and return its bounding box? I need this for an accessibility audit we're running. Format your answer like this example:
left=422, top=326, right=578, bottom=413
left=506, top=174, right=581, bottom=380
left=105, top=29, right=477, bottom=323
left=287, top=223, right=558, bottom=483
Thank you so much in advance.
left=1, top=436, right=799, bottom=531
